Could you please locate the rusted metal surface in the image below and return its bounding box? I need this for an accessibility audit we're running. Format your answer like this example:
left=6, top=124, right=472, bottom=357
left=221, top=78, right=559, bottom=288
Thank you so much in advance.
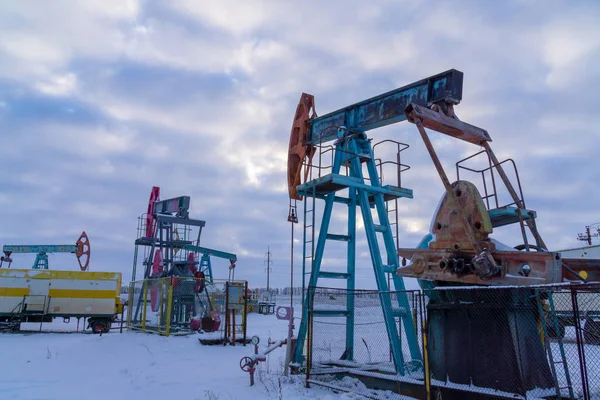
left=413, top=115, right=497, bottom=273
left=288, top=93, right=316, bottom=200
left=427, top=181, right=493, bottom=251
left=405, top=103, right=492, bottom=145
left=307, top=69, right=463, bottom=145
left=561, top=258, right=600, bottom=282
left=398, top=247, right=563, bottom=285
left=397, top=181, right=564, bottom=285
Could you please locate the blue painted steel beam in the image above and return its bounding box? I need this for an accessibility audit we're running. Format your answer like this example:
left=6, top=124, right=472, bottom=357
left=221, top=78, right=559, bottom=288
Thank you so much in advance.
left=153, top=196, right=191, bottom=215
left=3, top=244, right=77, bottom=254
left=182, top=245, right=237, bottom=262
left=307, top=69, right=463, bottom=144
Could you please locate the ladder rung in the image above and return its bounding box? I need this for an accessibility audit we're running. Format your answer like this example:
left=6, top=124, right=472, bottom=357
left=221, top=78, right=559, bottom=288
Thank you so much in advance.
left=382, top=265, right=396, bottom=273
left=373, top=224, right=387, bottom=233
left=312, top=309, right=349, bottom=317
left=391, top=307, right=408, bottom=317
left=326, top=234, right=351, bottom=242
left=319, top=271, right=351, bottom=279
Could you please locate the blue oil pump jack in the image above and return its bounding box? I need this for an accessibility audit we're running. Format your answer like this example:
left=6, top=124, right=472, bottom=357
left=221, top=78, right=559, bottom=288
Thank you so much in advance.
left=288, top=69, right=594, bottom=397
left=1, top=231, right=91, bottom=271
left=287, top=69, right=465, bottom=375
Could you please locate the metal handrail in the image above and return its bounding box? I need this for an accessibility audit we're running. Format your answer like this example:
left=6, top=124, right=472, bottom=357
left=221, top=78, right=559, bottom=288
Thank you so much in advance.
left=373, top=139, right=411, bottom=188
left=301, top=133, right=412, bottom=188
left=9, top=297, right=26, bottom=315
left=456, top=150, right=526, bottom=210
left=302, top=140, right=366, bottom=179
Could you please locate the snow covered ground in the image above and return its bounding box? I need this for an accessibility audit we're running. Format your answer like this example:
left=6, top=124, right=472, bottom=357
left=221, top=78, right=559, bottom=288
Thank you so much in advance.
left=0, top=312, right=365, bottom=400
left=2, top=296, right=598, bottom=400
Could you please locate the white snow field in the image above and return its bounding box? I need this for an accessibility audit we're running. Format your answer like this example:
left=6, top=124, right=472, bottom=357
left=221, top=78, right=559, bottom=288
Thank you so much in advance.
left=0, top=312, right=374, bottom=400
left=2, top=300, right=598, bottom=399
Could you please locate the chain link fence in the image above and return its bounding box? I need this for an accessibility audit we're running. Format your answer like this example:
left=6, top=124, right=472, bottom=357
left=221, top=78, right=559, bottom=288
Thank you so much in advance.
left=308, top=288, right=423, bottom=369
left=127, top=277, right=249, bottom=343
left=306, top=283, right=600, bottom=400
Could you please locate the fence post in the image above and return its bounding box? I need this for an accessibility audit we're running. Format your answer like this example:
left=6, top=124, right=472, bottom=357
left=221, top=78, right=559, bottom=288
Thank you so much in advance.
left=142, top=280, right=148, bottom=332
left=225, top=281, right=230, bottom=344
left=120, top=305, right=124, bottom=334
left=165, top=278, right=174, bottom=337
left=158, top=279, right=164, bottom=335
left=243, top=281, right=248, bottom=345
left=126, top=282, right=134, bottom=331
left=421, top=292, right=431, bottom=400
left=571, top=284, right=590, bottom=400
left=306, top=287, right=314, bottom=388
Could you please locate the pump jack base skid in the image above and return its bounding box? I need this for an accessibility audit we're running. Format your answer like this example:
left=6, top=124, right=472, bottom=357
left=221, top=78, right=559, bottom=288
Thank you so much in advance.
left=309, top=362, right=556, bottom=400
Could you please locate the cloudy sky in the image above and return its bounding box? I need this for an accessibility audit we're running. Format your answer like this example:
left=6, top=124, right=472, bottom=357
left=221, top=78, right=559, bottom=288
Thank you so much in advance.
left=1, top=0, right=599, bottom=290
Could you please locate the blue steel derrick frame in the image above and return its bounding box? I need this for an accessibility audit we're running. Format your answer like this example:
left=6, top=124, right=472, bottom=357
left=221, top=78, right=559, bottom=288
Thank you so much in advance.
left=293, top=70, right=463, bottom=374
left=307, top=69, right=463, bottom=145
left=295, top=128, right=421, bottom=375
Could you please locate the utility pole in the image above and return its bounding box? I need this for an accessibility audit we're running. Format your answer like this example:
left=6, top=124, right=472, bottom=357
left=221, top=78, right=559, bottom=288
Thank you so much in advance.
left=578, top=223, right=600, bottom=246
left=264, top=247, right=273, bottom=293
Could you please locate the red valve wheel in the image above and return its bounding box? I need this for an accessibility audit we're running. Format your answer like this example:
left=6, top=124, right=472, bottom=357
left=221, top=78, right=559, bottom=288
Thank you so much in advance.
left=240, top=356, right=254, bottom=372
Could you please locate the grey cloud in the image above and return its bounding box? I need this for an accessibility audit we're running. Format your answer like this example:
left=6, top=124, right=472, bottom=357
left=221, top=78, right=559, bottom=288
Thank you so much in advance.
left=0, top=0, right=599, bottom=290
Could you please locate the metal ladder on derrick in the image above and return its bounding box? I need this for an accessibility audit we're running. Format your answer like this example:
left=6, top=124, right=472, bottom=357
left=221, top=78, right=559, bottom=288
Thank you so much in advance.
left=301, top=172, right=316, bottom=308
left=373, top=140, right=408, bottom=290
left=294, top=128, right=421, bottom=375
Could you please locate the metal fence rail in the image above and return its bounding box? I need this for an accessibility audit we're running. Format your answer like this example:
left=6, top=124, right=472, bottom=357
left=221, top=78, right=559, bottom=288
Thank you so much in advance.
left=306, top=283, right=600, bottom=400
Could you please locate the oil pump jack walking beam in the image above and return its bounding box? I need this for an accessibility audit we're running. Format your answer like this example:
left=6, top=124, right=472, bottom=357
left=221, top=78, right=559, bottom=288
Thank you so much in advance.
left=288, top=69, right=464, bottom=374
left=288, top=69, right=463, bottom=200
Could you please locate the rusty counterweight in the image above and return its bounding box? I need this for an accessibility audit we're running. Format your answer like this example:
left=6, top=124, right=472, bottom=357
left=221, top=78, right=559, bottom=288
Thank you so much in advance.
left=396, top=181, right=563, bottom=285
